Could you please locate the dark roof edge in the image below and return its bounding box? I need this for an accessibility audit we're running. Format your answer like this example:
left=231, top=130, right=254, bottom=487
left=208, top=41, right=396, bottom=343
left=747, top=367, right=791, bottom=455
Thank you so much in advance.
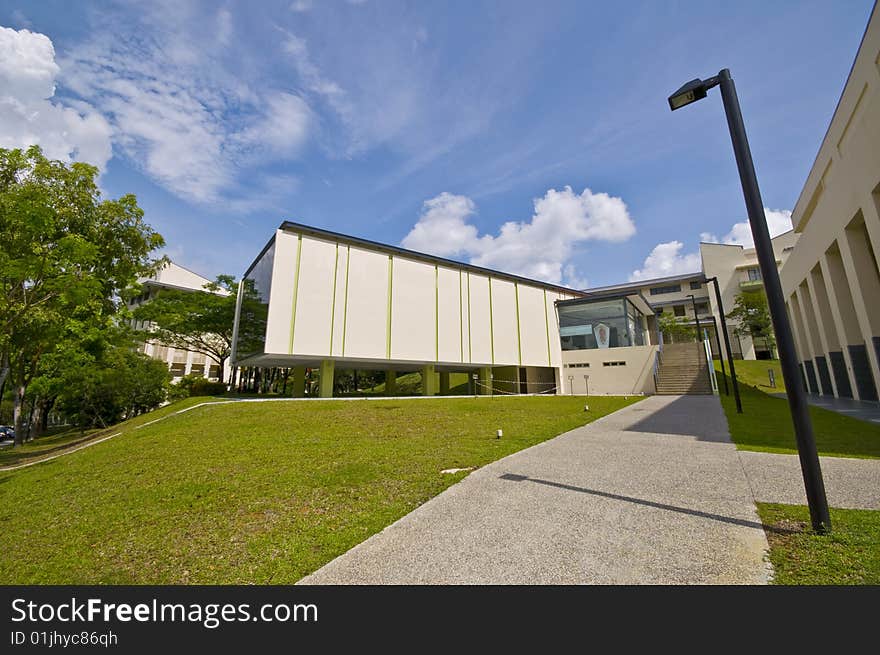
left=556, top=288, right=654, bottom=310
left=242, top=233, right=278, bottom=280
left=582, top=271, right=704, bottom=294
left=276, top=220, right=585, bottom=296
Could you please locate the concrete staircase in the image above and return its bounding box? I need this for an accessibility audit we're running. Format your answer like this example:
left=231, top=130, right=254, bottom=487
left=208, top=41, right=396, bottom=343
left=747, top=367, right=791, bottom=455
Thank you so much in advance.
left=655, top=342, right=713, bottom=395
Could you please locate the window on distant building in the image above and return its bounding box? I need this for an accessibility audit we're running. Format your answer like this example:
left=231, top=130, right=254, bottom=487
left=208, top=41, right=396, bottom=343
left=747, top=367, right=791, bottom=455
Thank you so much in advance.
left=689, top=281, right=702, bottom=290
left=747, top=267, right=761, bottom=281
left=673, top=305, right=686, bottom=317
left=649, top=284, right=681, bottom=295
left=695, top=302, right=709, bottom=314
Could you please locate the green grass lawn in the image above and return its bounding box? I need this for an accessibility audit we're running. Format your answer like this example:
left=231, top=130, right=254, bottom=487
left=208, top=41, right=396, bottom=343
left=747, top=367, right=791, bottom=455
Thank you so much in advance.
left=713, top=366, right=880, bottom=458
left=0, top=396, right=224, bottom=468
left=0, top=395, right=639, bottom=584
left=758, top=503, right=880, bottom=584
left=717, top=358, right=786, bottom=393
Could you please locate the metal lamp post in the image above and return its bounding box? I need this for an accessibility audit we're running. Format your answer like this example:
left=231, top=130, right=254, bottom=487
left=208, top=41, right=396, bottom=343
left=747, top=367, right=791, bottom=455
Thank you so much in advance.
left=686, top=293, right=703, bottom=342
left=669, top=69, right=831, bottom=533
left=705, top=276, right=742, bottom=412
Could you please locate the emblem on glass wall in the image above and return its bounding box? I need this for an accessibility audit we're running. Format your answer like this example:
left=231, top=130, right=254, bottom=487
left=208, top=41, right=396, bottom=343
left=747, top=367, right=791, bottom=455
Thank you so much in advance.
left=595, top=322, right=610, bottom=349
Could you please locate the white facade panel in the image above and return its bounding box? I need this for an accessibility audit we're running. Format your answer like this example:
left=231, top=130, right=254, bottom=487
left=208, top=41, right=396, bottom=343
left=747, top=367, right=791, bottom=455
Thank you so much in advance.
left=291, top=236, right=337, bottom=356
left=390, top=258, right=436, bottom=361
left=491, top=280, right=519, bottom=365
left=546, top=291, right=565, bottom=367
left=459, top=271, right=470, bottom=363
left=518, top=285, right=550, bottom=367
left=264, top=230, right=298, bottom=355
left=343, top=247, right=390, bottom=359
left=467, top=274, right=493, bottom=364
left=437, top=267, right=463, bottom=363
left=329, top=246, right=348, bottom=358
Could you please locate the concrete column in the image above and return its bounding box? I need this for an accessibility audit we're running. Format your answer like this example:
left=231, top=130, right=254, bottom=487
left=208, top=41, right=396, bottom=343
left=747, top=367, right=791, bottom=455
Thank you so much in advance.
left=807, top=264, right=845, bottom=397
left=292, top=366, right=306, bottom=398
left=797, top=281, right=828, bottom=395
left=421, top=364, right=437, bottom=396
left=318, top=360, right=335, bottom=398
left=790, top=291, right=818, bottom=394
left=384, top=370, right=397, bottom=396
left=839, top=218, right=880, bottom=396
left=439, top=371, right=451, bottom=395
left=821, top=249, right=863, bottom=398
left=478, top=366, right=493, bottom=395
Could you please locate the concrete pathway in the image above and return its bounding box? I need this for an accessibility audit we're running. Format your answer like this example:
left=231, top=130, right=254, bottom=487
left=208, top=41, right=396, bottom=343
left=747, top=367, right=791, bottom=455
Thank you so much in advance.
left=300, top=395, right=771, bottom=585
left=739, top=451, right=880, bottom=509
left=771, top=392, right=880, bottom=424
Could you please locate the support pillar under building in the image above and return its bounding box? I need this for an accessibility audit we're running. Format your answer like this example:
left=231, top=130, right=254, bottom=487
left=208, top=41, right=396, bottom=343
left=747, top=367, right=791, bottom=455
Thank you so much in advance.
left=439, top=371, right=450, bottom=395
left=478, top=366, right=493, bottom=395
left=384, top=370, right=397, bottom=396
left=318, top=360, right=335, bottom=398
left=292, top=366, right=306, bottom=398
left=422, top=364, right=436, bottom=396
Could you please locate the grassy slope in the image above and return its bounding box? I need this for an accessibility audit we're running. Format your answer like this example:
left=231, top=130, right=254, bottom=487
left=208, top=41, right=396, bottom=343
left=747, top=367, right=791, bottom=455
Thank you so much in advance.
left=713, top=363, right=880, bottom=458
left=0, top=397, right=225, bottom=468
left=758, top=503, right=880, bottom=584
left=0, top=395, right=639, bottom=584
left=719, top=358, right=786, bottom=393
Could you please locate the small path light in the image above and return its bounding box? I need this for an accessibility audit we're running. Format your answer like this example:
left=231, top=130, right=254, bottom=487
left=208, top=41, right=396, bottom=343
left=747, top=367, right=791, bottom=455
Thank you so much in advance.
left=496, top=429, right=503, bottom=439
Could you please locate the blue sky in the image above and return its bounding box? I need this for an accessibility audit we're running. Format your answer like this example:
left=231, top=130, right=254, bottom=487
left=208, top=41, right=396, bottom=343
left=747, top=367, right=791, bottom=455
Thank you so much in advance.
left=0, top=0, right=873, bottom=287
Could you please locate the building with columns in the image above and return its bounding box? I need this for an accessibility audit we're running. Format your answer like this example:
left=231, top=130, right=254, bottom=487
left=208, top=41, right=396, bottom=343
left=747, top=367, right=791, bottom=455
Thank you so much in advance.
left=779, top=4, right=880, bottom=402
left=130, top=261, right=230, bottom=382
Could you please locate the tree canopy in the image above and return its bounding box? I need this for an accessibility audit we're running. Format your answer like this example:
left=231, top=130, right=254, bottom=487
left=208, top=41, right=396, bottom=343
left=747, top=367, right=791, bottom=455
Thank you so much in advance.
left=0, top=145, right=164, bottom=444
left=726, top=288, right=776, bottom=356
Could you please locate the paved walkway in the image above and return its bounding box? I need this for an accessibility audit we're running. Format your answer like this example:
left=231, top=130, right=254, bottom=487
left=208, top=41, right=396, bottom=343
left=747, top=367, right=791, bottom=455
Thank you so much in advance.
left=771, top=392, right=880, bottom=424
left=300, top=395, right=771, bottom=585
left=740, top=451, right=880, bottom=509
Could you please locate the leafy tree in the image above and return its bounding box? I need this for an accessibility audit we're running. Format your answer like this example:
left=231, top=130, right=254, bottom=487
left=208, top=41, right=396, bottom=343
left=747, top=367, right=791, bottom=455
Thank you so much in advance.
left=0, top=146, right=163, bottom=444
left=133, top=275, right=238, bottom=383
left=726, top=289, right=776, bottom=356
left=658, top=313, right=696, bottom=342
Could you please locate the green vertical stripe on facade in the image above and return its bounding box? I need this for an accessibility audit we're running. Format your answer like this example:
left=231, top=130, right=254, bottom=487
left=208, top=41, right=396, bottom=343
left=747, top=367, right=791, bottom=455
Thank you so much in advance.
left=386, top=256, right=393, bottom=359
left=467, top=273, right=472, bottom=363
left=328, top=243, right=340, bottom=355
left=288, top=234, right=303, bottom=354
left=488, top=277, right=495, bottom=364
left=543, top=289, right=552, bottom=366
left=435, top=265, right=439, bottom=361
left=514, top=283, right=522, bottom=365
left=341, top=246, right=351, bottom=356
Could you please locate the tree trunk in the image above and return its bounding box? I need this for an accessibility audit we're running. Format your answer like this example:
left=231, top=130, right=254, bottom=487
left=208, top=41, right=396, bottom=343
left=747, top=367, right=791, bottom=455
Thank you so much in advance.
left=13, top=384, right=26, bottom=447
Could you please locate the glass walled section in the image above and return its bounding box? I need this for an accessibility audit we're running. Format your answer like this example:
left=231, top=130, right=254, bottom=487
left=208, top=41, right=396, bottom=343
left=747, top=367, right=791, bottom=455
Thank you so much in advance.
left=234, top=241, right=275, bottom=359
left=558, top=297, right=647, bottom=351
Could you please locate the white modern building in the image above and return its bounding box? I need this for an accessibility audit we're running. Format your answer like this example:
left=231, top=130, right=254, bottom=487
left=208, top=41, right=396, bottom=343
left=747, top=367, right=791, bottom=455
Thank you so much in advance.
left=231, top=222, right=663, bottom=397
left=779, top=3, right=880, bottom=401
left=130, top=261, right=230, bottom=382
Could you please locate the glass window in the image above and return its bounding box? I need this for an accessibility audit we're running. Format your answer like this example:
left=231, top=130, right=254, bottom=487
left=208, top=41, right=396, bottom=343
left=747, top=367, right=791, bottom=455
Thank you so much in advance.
left=747, top=267, right=761, bottom=281
left=234, top=241, right=275, bottom=359
left=689, top=281, right=703, bottom=290
left=649, top=284, right=681, bottom=295
left=673, top=305, right=685, bottom=317
left=695, top=302, right=709, bottom=314
left=558, top=297, right=646, bottom=350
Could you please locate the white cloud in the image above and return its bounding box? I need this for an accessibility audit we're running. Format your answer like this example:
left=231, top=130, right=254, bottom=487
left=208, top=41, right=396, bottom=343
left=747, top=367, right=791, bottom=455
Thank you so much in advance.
left=711, top=209, right=794, bottom=247
left=290, top=0, right=313, bottom=11
left=630, top=208, right=794, bottom=281
left=60, top=26, right=312, bottom=203
left=402, top=186, right=636, bottom=285
left=0, top=26, right=112, bottom=169
left=629, top=241, right=702, bottom=281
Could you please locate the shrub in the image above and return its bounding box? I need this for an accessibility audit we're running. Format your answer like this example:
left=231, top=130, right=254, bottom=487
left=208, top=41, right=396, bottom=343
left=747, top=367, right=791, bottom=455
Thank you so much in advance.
left=188, top=379, right=228, bottom=396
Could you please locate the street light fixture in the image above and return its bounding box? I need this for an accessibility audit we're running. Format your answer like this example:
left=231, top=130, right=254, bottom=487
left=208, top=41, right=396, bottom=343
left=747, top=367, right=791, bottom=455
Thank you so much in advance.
left=668, top=68, right=831, bottom=533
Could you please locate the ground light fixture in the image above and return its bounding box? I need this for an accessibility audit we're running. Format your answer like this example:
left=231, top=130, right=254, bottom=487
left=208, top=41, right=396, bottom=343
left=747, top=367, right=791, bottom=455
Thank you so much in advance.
left=668, top=69, right=831, bottom=533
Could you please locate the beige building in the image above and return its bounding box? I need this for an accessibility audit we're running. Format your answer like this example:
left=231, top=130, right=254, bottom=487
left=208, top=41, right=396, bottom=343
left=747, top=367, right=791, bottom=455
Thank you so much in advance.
left=130, top=261, right=230, bottom=382
left=232, top=222, right=663, bottom=396
left=701, top=229, right=799, bottom=360
left=778, top=5, right=880, bottom=402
